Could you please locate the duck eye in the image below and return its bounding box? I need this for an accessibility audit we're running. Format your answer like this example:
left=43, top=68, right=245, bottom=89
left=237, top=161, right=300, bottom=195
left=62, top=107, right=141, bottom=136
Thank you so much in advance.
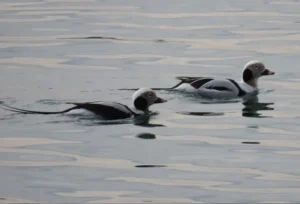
left=253, top=65, right=259, bottom=70
left=147, top=93, right=153, bottom=98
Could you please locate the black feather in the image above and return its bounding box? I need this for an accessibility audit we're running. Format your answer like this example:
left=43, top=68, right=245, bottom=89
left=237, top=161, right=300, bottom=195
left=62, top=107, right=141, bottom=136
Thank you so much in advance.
left=243, top=69, right=254, bottom=82
left=1, top=104, right=77, bottom=114
left=227, top=79, right=247, bottom=97
left=1, top=103, right=134, bottom=120
left=206, top=86, right=232, bottom=91
left=71, top=103, right=133, bottom=119
left=176, top=76, right=206, bottom=84
left=134, top=97, right=148, bottom=111
left=190, top=78, right=214, bottom=89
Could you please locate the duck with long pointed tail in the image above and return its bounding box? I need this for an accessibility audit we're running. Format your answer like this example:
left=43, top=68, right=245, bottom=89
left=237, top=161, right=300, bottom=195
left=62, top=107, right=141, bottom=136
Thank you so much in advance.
left=1, top=88, right=167, bottom=120
left=125, top=61, right=274, bottom=99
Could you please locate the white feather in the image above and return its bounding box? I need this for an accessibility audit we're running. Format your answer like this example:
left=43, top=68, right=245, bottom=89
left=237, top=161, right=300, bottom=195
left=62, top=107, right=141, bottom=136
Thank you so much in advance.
left=64, top=108, right=94, bottom=116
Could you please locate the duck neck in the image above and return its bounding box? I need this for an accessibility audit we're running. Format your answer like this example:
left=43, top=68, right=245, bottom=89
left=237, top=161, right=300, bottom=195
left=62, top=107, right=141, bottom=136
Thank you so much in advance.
left=245, top=80, right=257, bottom=88
left=136, top=107, right=149, bottom=113
left=131, top=106, right=148, bottom=115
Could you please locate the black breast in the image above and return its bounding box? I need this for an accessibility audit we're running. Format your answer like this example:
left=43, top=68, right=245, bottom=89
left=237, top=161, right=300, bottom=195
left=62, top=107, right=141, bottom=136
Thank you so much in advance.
left=227, top=79, right=247, bottom=97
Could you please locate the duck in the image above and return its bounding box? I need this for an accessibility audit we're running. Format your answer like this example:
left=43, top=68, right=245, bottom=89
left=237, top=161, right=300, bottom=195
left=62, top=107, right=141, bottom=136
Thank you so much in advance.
left=148, top=60, right=275, bottom=99
left=1, top=88, right=167, bottom=120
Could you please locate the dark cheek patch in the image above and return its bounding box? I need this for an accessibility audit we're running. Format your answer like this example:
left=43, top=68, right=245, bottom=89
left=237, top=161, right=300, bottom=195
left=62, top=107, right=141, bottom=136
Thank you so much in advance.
left=243, top=69, right=254, bottom=82
left=134, top=97, right=148, bottom=111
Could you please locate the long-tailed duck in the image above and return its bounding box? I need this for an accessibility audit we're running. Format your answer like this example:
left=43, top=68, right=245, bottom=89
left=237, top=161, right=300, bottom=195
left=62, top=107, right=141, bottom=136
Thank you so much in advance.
left=2, top=88, right=166, bottom=120
left=147, top=60, right=275, bottom=99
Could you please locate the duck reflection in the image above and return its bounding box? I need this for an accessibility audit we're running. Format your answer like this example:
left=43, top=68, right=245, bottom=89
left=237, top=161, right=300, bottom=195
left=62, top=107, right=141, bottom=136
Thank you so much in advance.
left=70, top=113, right=165, bottom=127
left=177, top=111, right=224, bottom=116
left=133, top=114, right=165, bottom=127
left=135, top=165, right=166, bottom=168
left=242, top=95, right=274, bottom=118
left=136, top=132, right=156, bottom=139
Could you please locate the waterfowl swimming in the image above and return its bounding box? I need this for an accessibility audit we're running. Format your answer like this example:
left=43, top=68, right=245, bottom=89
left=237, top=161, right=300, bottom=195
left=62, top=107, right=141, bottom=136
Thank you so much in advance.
left=1, top=88, right=167, bottom=120
left=122, top=60, right=273, bottom=99
left=170, top=60, right=274, bottom=98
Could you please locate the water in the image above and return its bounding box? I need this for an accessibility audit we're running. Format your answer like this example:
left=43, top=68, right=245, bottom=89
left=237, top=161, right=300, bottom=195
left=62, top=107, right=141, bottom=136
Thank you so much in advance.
left=0, top=0, right=300, bottom=203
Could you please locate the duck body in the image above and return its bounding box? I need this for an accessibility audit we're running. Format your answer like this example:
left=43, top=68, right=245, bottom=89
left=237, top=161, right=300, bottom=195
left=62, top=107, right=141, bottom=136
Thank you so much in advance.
left=64, top=101, right=138, bottom=120
left=2, top=88, right=166, bottom=120
left=141, top=60, right=274, bottom=99
left=173, top=77, right=256, bottom=99
left=119, top=61, right=275, bottom=99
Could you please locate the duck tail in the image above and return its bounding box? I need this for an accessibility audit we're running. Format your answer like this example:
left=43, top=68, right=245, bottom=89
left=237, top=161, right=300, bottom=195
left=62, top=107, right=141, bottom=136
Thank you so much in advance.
left=1, top=104, right=77, bottom=115
left=175, top=76, right=205, bottom=83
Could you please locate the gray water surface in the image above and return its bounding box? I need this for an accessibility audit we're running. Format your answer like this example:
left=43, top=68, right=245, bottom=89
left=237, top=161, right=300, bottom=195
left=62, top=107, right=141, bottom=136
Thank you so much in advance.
left=1, top=0, right=300, bottom=203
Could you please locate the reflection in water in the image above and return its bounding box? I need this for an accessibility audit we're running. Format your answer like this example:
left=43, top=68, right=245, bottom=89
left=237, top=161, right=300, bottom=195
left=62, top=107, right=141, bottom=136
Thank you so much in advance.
left=80, top=118, right=133, bottom=126
left=175, top=91, right=242, bottom=104
left=43, top=111, right=165, bottom=127
left=136, top=133, right=156, bottom=139
left=242, top=95, right=274, bottom=118
left=177, top=111, right=224, bottom=116
left=135, top=165, right=167, bottom=168
left=61, top=36, right=167, bottom=43
left=242, top=141, right=260, bottom=145
left=133, top=114, right=165, bottom=127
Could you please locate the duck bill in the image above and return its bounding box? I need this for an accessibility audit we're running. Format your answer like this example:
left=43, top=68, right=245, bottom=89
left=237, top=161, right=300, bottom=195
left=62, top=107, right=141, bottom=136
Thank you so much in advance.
left=262, top=69, right=275, bottom=76
left=154, top=97, right=167, bottom=104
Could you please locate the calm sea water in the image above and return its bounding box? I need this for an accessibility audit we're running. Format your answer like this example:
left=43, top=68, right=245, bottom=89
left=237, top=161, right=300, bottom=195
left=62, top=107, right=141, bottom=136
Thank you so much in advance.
left=1, top=0, right=300, bottom=203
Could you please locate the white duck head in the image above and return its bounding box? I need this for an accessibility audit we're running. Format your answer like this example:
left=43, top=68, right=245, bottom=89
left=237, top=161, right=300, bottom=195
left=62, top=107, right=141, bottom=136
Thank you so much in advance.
left=242, top=60, right=275, bottom=87
left=132, top=88, right=167, bottom=112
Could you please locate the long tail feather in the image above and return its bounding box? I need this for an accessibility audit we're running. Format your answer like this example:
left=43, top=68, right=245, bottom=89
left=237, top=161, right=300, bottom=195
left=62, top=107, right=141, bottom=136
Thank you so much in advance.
left=2, top=107, right=34, bottom=114
left=175, top=76, right=205, bottom=83
left=1, top=104, right=77, bottom=115
left=118, top=88, right=141, bottom=91
left=118, top=81, right=184, bottom=91
left=65, top=101, right=103, bottom=105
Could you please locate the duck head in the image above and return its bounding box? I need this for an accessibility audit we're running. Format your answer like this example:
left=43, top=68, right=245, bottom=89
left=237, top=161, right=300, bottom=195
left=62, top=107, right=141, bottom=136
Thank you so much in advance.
left=242, top=60, right=275, bottom=88
left=132, top=88, right=167, bottom=112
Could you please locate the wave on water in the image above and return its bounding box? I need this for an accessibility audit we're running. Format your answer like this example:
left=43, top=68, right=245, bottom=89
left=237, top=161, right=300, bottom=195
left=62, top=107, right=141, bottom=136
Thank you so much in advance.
left=59, top=36, right=167, bottom=43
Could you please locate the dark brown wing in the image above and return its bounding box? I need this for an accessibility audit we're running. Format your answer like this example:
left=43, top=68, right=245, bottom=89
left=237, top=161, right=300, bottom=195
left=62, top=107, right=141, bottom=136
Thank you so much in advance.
left=68, top=102, right=134, bottom=120
left=176, top=76, right=207, bottom=84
